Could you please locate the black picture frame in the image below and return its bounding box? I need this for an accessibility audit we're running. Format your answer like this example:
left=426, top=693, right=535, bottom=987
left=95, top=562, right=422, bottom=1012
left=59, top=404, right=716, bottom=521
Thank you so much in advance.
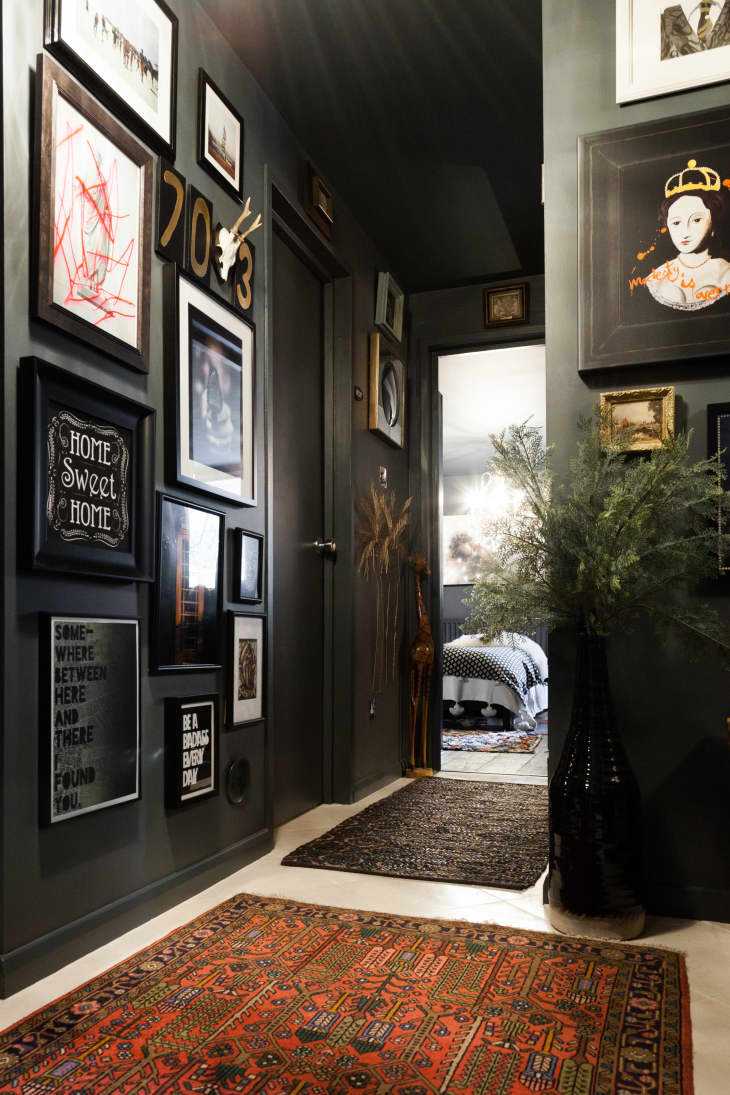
left=164, top=694, right=219, bottom=808
left=33, top=54, right=153, bottom=374
left=197, top=69, right=244, bottom=203
left=44, top=0, right=178, bottom=160
left=40, top=613, right=140, bottom=825
left=579, top=104, right=730, bottom=374
left=708, top=402, right=730, bottom=576
left=227, top=611, right=265, bottom=727
left=164, top=264, right=256, bottom=506
left=484, top=283, right=529, bottom=328
left=151, top=492, right=224, bottom=673
left=232, top=528, right=264, bottom=603
left=21, top=356, right=155, bottom=581
left=156, top=159, right=186, bottom=265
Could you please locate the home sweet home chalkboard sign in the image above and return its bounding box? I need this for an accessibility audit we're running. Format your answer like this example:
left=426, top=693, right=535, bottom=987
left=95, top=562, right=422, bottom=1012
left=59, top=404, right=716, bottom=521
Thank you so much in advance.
left=22, top=357, right=155, bottom=581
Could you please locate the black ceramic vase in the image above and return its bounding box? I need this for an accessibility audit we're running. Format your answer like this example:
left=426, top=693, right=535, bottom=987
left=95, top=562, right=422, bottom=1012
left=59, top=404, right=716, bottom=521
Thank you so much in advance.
left=547, top=627, right=645, bottom=939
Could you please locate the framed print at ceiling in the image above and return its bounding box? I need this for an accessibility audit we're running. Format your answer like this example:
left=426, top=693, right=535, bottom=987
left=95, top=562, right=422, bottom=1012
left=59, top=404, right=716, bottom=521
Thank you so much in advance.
left=34, top=54, right=153, bottom=373
left=21, top=357, right=155, bottom=581
left=375, top=271, right=405, bottom=342
left=579, top=104, right=730, bottom=373
left=198, top=69, right=244, bottom=202
left=707, top=401, right=730, bottom=574
left=165, top=694, right=219, bottom=808
left=369, top=331, right=406, bottom=449
left=232, top=528, right=264, bottom=603
left=164, top=265, right=255, bottom=506
left=44, top=0, right=178, bottom=159
left=228, top=612, right=265, bottom=726
left=617, top=0, right=730, bottom=104
left=41, top=614, right=140, bottom=825
left=151, top=493, right=224, bottom=673
left=484, top=282, right=529, bottom=328
left=600, top=386, right=675, bottom=452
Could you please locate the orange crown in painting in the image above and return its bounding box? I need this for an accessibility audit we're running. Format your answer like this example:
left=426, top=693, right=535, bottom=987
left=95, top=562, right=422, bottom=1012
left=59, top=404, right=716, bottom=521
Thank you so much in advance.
left=665, top=159, right=721, bottom=198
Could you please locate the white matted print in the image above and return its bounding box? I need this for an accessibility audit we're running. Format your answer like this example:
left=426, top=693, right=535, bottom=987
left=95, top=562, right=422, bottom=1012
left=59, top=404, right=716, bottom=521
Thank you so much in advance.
left=229, top=613, right=264, bottom=725
left=199, top=71, right=243, bottom=200
left=617, top=0, right=730, bottom=102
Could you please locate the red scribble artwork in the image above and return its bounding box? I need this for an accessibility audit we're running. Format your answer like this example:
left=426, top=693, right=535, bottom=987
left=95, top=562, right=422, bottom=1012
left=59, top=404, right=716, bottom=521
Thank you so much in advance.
left=53, top=96, right=139, bottom=345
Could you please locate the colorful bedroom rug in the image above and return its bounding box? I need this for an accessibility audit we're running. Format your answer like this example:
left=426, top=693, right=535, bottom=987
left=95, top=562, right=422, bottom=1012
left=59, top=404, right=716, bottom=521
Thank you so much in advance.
left=282, top=778, right=548, bottom=889
left=442, top=728, right=540, bottom=752
left=0, top=893, right=693, bottom=1095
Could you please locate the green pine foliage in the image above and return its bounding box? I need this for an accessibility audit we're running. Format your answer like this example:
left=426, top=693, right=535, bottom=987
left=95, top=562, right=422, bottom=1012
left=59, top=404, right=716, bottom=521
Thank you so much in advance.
left=464, top=417, right=730, bottom=666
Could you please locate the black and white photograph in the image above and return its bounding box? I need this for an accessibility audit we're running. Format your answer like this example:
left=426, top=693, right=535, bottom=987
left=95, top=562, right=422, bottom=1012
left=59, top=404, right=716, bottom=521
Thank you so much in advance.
left=228, top=612, right=264, bottom=725
left=198, top=69, right=244, bottom=202
left=41, top=615, right=140, bottom=825
left=233, top=528, right=264, bottom=603
left=165, top=694, right=218, bottom=808
left=375, top=271, right=404, bottom=342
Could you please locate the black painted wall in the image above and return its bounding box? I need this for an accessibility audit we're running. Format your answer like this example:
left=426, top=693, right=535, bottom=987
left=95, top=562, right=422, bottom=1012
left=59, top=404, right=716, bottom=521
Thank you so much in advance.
left=2, top=0, right=407, bottom=995
left=544, top=1, right=730, bottom=921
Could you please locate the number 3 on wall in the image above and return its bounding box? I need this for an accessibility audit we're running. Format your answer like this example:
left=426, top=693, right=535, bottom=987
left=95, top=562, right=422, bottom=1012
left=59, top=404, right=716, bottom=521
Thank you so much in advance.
left=234, top=239, right=255, bottom=316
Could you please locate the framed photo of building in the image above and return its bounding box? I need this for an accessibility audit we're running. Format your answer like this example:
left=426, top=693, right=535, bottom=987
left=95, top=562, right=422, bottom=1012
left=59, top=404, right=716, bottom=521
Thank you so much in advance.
left=707, top=401, right=730, bottom=574
left=33, top=55, right=153, bottom=373
left=579, top=104, right=730, bottom=373
left=232, top=528, right=264, bottom=603
left=164, top=265, right=256, bottom=506
left=369, top=332, right=406, bottom=449
left=43, top=0, right=178, bottom=159
left=164, top=694, right=219, bottom=808
left=227, top=612, right=264, bottom=726
left=40, top=614, right=140, bottom=825
left=617, top=0, right=730, bottom=104
left=21, top=356, right=155, bottom=581
left=151, top=493, right=224, bottom=673
left=484, top=283, right=529, bottom=327
left=600, top=386, right=675, bottom=452
left=375, top=271, right=405, bottom=342
left=197, top=69, right=244, bottom=202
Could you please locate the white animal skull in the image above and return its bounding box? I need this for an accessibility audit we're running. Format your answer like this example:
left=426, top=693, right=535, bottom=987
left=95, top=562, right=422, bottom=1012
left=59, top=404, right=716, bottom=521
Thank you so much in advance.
left=213, top=197, right=262, bottom=282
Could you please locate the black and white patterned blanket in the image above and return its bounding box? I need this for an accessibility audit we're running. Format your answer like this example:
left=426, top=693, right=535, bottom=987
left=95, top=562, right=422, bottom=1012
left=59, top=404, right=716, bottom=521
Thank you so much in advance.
left=442, top=643, right=545, bottom=704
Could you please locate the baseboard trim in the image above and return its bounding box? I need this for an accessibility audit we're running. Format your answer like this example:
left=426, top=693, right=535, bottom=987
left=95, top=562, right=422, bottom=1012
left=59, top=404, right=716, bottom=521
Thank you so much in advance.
left=646, top=883, right=730, bottom=924
left=351, top=768, right=401, bottom=802
left=0, top=827, right=272, bottom=998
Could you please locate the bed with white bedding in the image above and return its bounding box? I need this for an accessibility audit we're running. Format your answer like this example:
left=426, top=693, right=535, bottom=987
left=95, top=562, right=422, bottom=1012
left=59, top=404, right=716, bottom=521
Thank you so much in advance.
left=442, top=632, right=548, bottom=730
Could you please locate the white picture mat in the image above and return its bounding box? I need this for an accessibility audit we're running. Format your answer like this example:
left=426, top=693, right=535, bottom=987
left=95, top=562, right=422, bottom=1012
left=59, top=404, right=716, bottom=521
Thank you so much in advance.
left=179, top=698, right=215, bottom=801
left=232, top=615, right=263, bottom=724
left=617, top=0, right=730, bottom=101
left=60, top=0, right=174, bottom=143
left=178, top=276, right=254, bottom=502
left=203, top=83, right=241, bottom=190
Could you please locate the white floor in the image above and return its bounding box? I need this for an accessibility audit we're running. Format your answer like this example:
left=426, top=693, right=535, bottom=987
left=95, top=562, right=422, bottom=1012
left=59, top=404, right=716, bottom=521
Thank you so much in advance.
left=441, top=731, right=549, bottom=784
left=1, top=776, right=729, bottom=1094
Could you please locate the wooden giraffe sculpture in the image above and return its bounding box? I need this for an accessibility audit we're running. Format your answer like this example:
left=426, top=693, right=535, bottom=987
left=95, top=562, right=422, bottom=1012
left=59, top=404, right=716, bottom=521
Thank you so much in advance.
left=407, top=555, right=434, bottom=777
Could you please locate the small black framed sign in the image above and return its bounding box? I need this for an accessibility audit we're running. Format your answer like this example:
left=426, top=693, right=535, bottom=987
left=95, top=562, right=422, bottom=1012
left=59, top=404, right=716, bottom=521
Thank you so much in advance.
left=227, top=611, right=265, bottom=726
left=232, top=528, right=263, bottom=603
left=21, top=357, right=155, bottom=581
left=197, top=69, right=244, bottom=203
left=165, top=694, right=219, bottom=808
left=41, top=614, right=140, bottom=825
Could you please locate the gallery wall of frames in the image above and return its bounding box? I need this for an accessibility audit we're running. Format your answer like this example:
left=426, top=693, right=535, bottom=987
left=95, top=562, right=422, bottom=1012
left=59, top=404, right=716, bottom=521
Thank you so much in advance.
left=1, top=0, right=411, bottom=996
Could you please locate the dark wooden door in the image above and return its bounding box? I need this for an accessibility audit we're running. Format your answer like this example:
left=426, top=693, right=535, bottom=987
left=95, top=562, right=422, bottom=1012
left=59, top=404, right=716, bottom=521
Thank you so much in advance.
left=272, top=228, right=325, bottom=825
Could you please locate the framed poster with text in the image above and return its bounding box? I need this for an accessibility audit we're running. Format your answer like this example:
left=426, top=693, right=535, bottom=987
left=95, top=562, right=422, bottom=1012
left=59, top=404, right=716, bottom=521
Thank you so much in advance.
left=165, top=694, right=219, bottom=808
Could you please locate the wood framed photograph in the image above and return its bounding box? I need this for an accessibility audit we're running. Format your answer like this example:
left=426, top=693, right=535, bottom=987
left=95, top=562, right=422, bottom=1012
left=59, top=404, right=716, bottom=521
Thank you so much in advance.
left=579, top=104, right=730, bottom=373
left=156, top=159, right=186, bottom=264
left=21, top=356, right=155, bottom=581
left=600, top=386, right=675, bottom=452
left=227, top=612, right=265, bottom=726
left=44, top=0, right=178, bottom=159
left=232, top=528, right=264, bottom=603
left=707, top=401, right=730, bottom=574
left=164, top=694, right=219, bottom=808
left=198, top=69, right=244, bottom=203
left=616, top=0, right=730, bottom=104
left=33, top=54, right=153, bottom=373
left=375, top=271, right=405, bottom=342
left=164, top=265, right=256, bottom=506
left=40, top=614, right=140, bottom=825
left=484, top=283, right=529, bottom=328
left=369, top=331, right=406, bottom=449
left=151, top=493, right=224, bottom=673
left=305, top=163, right=333, bottom=239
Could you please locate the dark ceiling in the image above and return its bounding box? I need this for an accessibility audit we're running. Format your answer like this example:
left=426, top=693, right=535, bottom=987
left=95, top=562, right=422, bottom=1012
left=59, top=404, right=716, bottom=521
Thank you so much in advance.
left=199, top=0, right=544, bottom=292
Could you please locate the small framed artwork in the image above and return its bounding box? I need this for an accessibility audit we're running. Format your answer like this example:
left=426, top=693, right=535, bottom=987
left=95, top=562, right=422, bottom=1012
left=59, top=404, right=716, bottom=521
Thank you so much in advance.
left=375, top=271, right=405, bottom=342
left=306, top=163, right=334, bottom=239
left=579, top=104, right=730, bottom=373
left=233, top=529, right=264, bottom=603
left=484, top=283, right=529, bottom=328
left=228, top=612, right=265, bottom=726
left=198, top=69, right=244, bottom=203
left=43, top=0, right=178, bottom=160
left=21, top=356, right=155, bottom=581
left=369, top=331, right=406, bottom=449
left=151, top=493, right=224, bottom=673
left=233, top=239, right=255, bottom=316
left=40, top=614, right=140, bottom=825
left=165, top=695, right=219, bottom=808
left=186, top=185, right=214, bottom=286
left=617, top=0, right=730, bottom=104
left=156, top=160, right=186, bottom=264
left=600, top=386, right=675, bottom=452
left=164, top=265, right=256, bottom=506
left=33, top=55, right=153, bottom=374
left=707, top=402, right=730, bottom=574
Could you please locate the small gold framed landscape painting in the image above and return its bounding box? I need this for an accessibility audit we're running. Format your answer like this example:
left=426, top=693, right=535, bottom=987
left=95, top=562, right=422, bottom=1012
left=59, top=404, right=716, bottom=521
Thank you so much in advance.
left=600, top=386, right=675, bottom=452
left=369, top=332, right=406, bottom=449
left=484, top=283, right=528, bottom=328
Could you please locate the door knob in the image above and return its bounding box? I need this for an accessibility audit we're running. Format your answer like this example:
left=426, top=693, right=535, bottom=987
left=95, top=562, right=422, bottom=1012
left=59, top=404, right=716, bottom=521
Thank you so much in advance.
left=314, top=539, right=337, bottom=557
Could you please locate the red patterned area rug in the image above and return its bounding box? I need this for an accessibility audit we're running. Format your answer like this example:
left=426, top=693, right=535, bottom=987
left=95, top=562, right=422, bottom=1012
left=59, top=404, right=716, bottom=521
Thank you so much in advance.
left=0, top=894, right=693, bottom=1094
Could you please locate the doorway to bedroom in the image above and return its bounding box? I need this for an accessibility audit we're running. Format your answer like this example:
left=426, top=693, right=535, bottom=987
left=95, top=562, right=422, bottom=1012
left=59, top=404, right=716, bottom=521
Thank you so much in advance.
left=438, top=342, right=548, bottom=785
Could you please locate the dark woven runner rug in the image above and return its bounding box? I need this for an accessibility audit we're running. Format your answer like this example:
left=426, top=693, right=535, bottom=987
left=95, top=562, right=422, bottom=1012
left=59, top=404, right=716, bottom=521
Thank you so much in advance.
left=0, top=893, right=693, bottom=1094
left=282, top=777, right=548, bottom=889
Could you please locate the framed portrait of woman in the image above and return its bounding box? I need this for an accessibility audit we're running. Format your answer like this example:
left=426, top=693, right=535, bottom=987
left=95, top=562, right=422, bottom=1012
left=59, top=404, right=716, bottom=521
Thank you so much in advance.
left=579, top=103, right=730, bottom=373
